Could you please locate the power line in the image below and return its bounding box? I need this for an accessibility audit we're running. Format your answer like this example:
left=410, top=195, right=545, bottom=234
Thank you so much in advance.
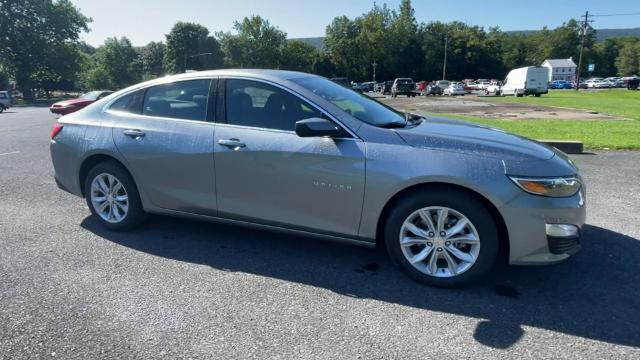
left=589, top=12, right=640, bottom=17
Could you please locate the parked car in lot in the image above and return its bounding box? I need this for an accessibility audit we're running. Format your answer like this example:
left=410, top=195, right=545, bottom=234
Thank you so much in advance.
left=391, top=78, right=416, bottom=97
left=584, top=79, right=608, bottom=89
left=476, top=80, right=491, bottom=90
left=50, top=91, right=114, bottom=115
left=416, top=81, right=429, bottom=93
left=435, top=80, right=451, bottom=89
left=50, top=69, right=586, bottom=287
left=485, top=82, right=502, bottom=95
left=0, top=91, right=12, bottom=113
left=501, top=66, right=549, bottom=97
left=463, top=81, right=478, bottom=93
left=549, top=80, right=572, bottom=89
left=423, top=83, right=443, bottom=96
left=627, top=77, right=640, bottom=90
left=381, top=81, right=393, bottom=95
left=443, top=83, right=465, bottom=96
left=604, top=77, right=624, bottom=88
left=351, top=82, right=365, bottom=93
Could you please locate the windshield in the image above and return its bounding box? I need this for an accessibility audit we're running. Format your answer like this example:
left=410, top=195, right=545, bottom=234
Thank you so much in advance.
left=79, top=91, right=103, bottom=100
left=293, top=77, right=407, bottom=127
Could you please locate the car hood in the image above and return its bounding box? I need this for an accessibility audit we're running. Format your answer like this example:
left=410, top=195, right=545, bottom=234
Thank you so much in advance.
left=52, top=98, right=94, bottom=107
left=394, top=116, right=556, bottom=161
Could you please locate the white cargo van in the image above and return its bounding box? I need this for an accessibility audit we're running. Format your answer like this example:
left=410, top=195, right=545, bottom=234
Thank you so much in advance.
left=500, top=66, right=549, bottom=97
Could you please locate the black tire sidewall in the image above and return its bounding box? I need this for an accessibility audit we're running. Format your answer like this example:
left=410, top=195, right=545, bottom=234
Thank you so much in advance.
left=384, top=190, right=499, bottom=287
left=84, top=161, right=145, bottom=231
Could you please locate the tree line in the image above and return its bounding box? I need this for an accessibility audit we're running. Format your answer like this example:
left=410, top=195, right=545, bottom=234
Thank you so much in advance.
left=1, top=0, right=639, bottom=99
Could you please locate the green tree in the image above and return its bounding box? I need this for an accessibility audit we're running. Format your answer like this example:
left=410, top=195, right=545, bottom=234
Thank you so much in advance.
left=615, top=41, right=640, bottom=76
left=387, top=0, right=424, bottom=79
left=140, top=41, right=166, bottom=78
left=84, top=37, right=140, bottom=90
left=164, top=22, right=223, bottom=73
left=218, top=16, right=287, bottom=68
left=0, top=0, right=90, bottom=99
left=323, top=16, right=361, bottom=78
left=0, top=66, right=10, bottom=90
left=280, top=40, right=318, bottom=72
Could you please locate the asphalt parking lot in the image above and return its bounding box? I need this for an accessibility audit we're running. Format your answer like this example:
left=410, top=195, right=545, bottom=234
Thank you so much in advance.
left=1, top=107, right=639, bottom=359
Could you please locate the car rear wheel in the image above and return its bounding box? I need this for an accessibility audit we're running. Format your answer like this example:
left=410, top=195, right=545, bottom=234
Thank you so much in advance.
left=0, top=105, right=4, bottom=113
left=85, top=161, right=146, bottom=231
left=384, top=189, right=499, bottom=287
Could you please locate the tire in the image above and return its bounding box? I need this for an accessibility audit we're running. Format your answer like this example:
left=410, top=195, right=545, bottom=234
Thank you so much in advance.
left=84, top=161, right=146, bottom=231
left=0, top=105, right=4, bottom=113
left=534, top=93, right=541, bottom=97
left=384, top=189, right=499, bottom=287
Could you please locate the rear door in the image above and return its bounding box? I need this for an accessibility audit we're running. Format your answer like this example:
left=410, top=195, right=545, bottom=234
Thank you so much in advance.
left=110, top=78, right=217, bottom=215
left=213, top=78, right=366, bottom=237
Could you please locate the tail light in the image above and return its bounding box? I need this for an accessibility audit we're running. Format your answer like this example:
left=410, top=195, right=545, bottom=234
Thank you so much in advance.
left=51, top=123, right=63, bottom=139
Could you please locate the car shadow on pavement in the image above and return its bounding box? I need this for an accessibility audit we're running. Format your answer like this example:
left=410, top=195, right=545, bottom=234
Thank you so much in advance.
left=81, top=216, right=640, bottom=349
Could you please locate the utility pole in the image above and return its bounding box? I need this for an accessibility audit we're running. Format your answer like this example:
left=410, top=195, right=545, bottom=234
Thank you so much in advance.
left=575, top=11, right=593, bottom=91
left=442, top=36, right=448, bottom=80
left=373, top=61, right=377, bottom=82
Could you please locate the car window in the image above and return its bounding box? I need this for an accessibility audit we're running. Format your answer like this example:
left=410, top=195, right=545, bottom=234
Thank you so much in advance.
left=142, top=79, right=211, bottom=121
left=109, top=90, right=144, bottom=114
left=225, top=79, right=321, bottom=131
left=293, top=76, right=406, bottom=128
left=0, top=93, right=6, bottom=99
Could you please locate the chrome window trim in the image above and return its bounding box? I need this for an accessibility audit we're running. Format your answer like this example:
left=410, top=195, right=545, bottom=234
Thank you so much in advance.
left=101, top=77, right=215, bottom=118
left=105, top=109, right=215, bottom=126
left=213, top=122, right=362, bottom=141
left=219, top=76, right=360, bottom=140
left=101, top=75, right=361, bottom=140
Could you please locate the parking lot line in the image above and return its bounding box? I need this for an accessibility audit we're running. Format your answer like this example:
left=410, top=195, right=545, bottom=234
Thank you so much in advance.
left=0, top=151, right=20, bottom=156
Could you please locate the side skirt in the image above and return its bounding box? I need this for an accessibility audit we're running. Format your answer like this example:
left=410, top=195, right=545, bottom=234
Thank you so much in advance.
left=149, top=207, right=377, bottom=249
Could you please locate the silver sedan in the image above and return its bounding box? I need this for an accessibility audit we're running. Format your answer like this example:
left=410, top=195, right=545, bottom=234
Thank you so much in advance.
left=50, top=69, right=585, bottom=287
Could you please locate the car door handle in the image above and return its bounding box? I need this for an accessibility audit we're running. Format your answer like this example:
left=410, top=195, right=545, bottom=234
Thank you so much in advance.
left=123, top=129, right=146, bottom=138
left=218, top=138, right=246, bottom=149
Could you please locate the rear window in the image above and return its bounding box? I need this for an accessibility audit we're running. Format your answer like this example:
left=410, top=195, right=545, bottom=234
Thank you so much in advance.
left=142, top=79, right=211, bottom=121
left=109, top=90, right=144, bottom=114
left=0, top=93, right=6, bottom=99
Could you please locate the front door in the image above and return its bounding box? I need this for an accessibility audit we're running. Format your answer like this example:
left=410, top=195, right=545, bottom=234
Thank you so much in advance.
left=213, top=78, right=366, bottom=237
left=111, top=78, right=217, bottom=215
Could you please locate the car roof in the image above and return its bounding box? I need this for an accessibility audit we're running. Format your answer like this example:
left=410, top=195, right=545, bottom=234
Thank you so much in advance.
left=171, top=69, right=315, bottom=82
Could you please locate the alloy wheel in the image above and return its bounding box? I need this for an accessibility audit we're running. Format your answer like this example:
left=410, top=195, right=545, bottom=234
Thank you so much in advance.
left=399, top=206, right=480, bottom=277
left=90, top=173, right=129, bottom=223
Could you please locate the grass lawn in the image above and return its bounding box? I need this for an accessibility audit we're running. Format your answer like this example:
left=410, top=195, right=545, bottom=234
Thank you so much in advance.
left=443, top=89, right=640, bottom=149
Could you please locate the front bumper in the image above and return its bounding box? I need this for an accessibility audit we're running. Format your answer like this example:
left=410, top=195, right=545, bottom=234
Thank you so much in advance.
left=501, top=186, right=586, bottom=265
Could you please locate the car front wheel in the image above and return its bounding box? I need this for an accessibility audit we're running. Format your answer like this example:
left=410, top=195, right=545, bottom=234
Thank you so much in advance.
left=85, top=161, right=146, bottom=231
left=384, top=190, right=499, bottom=287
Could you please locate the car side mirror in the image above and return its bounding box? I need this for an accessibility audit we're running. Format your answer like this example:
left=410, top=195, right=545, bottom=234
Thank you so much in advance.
left=295, top=117, right=341, bottom=138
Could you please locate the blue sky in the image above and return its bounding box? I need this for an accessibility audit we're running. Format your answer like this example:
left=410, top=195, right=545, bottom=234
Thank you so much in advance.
left=71, top=0, right=640, bottom=46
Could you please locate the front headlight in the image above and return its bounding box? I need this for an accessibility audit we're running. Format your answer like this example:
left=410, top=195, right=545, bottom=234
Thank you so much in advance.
left=508, top=176, right=581, bottom=197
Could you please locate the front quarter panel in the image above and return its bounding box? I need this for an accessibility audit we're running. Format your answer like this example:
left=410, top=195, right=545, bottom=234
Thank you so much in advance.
left=359, top=141, right=512, bottom=240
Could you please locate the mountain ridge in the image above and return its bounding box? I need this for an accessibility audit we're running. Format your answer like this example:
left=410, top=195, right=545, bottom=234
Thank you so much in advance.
left=291, top=27, right=640, bottom=49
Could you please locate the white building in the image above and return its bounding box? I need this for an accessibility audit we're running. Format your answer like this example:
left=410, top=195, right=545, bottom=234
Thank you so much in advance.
left=541, top=58, right=577, bottom=82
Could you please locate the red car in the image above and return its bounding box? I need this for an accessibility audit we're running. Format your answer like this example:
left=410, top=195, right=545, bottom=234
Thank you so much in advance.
left=416, top=81, right=430, bottom=93
left=50, top=91, right=113, bottom=115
